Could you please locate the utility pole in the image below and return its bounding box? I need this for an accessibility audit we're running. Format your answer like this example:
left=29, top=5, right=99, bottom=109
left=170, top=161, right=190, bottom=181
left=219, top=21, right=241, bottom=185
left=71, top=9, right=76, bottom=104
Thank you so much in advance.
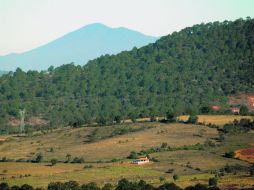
left=19, top=109, right=25, bottom=134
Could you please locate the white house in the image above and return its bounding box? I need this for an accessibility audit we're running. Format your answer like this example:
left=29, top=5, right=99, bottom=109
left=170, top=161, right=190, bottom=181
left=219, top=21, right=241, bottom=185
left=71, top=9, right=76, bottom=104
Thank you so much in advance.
left=132, top=156, right=149, bottom=164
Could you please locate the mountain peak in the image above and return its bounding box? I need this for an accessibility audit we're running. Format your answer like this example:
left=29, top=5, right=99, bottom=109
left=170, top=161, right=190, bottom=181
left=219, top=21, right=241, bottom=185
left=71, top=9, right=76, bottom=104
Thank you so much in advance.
left=0, top=24, right=158, bottom=71
left=82, top=23, right=110, bottom=29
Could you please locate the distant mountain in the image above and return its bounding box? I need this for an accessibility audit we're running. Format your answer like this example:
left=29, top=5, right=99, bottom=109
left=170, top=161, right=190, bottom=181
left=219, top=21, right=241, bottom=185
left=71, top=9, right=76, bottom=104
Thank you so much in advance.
left=0, top=23, right=158, bottom=71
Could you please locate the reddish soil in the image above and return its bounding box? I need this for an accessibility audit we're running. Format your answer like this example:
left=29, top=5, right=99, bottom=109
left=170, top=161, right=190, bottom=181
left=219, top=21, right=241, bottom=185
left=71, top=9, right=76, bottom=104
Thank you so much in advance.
left=238, top=148, right=254, bottom=156
left=8, top=116, right=49, bottom=127
left=235, top=147, right=254, bottom=164
left=228, top=92, right=254, bottom=111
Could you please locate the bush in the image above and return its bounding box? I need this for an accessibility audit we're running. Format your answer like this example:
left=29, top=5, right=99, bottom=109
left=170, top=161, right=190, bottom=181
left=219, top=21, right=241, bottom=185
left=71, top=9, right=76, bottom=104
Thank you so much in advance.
left=222, top=119, right=254, bottom=134
left=166, top=112, right=176, bottom=122
left=166, top=168, right=174, bottom=173
left=10, top=185, right=20, bottom=190
left=240, top=105, right=248, bottom=115
left=222, top=164, right=248, bottom=173
left=173, top=174, right=179, bottom=181
left=161, top=142, right=168, bottom=149
left=64, top=181, right=80, bottom=190
left=102, top=183, right=113, bottom=190
left=249, top=165, right=254, bottom=176
left=0, top=183, right=9, bottom=190
left=208, top=177, right=218, bottom=186
left=50, top=159, right=57, bottom=166
left=187, top=115, right=198, bottom=124
left=114, top=116, right=122, bottom=124
left=20, top=184, right=34, bottom=190
left=127, top=151, right=138, bottom=159
left=224, top=151, right=235, bottom=158
left=48, top=182, right=65, bottom=190
left=34, top=153, right=43, bottom=163
left=157, top=182, right=181, bottom=190
left=81, top=182, right=100, bottom=190
left=72, top=157, right=85, bottom=163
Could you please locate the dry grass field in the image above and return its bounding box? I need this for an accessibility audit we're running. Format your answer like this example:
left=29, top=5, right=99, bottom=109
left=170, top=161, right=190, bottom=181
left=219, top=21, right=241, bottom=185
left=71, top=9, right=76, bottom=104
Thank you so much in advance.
left=0, top=162, right=253, bottom=189
left=0, top=123, right=218, bottom=162
left=0, top=162, right=161, bottom=187
left=1, top=117, right=254, bottom=189
left=178, top=115, right=254, bottom=126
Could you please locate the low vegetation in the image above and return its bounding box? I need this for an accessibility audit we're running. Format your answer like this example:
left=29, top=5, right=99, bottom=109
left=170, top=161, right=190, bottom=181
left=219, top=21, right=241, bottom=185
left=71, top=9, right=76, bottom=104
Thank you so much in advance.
left=0, top=178, right=222, bottom=190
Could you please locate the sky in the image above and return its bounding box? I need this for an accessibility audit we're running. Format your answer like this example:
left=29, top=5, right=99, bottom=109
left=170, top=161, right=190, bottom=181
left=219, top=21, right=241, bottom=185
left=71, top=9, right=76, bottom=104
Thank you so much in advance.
left=0, top=0, right=254, bottom=56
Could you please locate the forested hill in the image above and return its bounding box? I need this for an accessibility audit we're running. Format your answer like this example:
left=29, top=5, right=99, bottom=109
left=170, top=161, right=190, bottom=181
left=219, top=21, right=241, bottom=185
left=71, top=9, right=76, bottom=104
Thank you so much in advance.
left=0, top=18, right=253, bottom=132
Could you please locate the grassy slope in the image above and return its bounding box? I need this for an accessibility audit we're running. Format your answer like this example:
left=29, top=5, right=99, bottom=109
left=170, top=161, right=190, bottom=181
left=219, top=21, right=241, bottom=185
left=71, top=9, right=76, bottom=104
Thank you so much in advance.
left=0, top=123, right=218, bottom=162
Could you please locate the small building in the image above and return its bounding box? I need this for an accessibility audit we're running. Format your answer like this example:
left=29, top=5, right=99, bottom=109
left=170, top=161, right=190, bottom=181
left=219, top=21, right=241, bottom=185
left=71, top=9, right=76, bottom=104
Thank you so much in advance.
left=132, top=157, right=149, bottom=165
left=231, top=107, right=240, bottom=114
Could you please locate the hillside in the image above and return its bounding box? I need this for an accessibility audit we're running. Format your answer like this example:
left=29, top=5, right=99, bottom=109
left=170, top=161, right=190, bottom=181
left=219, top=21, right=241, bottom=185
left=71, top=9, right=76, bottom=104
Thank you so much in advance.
left=0, top=18, right=253, bottom=132
left=0, top=23, right=158, bottom=71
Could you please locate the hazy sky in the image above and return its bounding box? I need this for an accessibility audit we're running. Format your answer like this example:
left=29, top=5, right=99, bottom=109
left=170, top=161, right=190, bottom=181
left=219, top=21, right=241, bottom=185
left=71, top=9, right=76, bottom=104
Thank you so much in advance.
left=0, top=0, right=254, bottom=56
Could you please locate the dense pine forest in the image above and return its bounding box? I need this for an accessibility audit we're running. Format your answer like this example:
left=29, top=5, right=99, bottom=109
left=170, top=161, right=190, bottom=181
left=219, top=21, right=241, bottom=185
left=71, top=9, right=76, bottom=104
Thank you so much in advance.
left=0, top=18, right=253, bottom=133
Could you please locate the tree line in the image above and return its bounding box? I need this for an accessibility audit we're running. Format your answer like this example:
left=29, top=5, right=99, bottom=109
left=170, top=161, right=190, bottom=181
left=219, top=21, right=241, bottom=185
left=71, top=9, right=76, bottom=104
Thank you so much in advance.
left=0, top=178, right=221, bottom=190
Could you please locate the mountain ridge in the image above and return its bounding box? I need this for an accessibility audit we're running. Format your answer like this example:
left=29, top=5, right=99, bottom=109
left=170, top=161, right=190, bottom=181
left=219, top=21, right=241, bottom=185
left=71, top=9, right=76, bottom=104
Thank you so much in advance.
left=0, top=23, right=158, bottom=71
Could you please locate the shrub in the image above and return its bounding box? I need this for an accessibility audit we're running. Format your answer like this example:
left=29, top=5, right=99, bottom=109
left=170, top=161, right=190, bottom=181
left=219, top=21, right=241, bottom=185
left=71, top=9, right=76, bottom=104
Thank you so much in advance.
left=240, top=105, right=248, bottom=115
left=72, top=157, right=85, bottom=163
left=50, top=159, right=57, bottom=166
left=222, top=164, right=248, bottom=173
left=20, top=184, right=34, bottom=190
left=127, top=151, right=138, bottom=159
left=65, top=153, right=72, bottom=163
left=187, top=115, right=198, bottom=124
left=166, top=112, right=176, bottom=122
left=249, top=165, right=254, bottom=176
left=114, top=116, right=122, bottom=124
left=208, top=177, right=218, bottom=186
left=157, top=182, right=181, bottom=190
left=173, top=174, right=179, bottom=181
left=224, top=151, right=235, bottom=158
left=34, top=153, right=43, bottom=163
left=161, top=142, right=168, bottom=149
left=64, top=181, right=80, bottom=190
left=111, top=158, right=119, bottom=162
left=81, top=182, right=100, bottom=190
left=166, top=169, right=174, bottom=173
left=48, top=182, right=65, bottom=190
left=150, top=157, right=159, bottom=162
left=102, top=183, right=113, bottom=190
left=10, top=185, right=20, bottom=190
left=0, top=183, right=9, bottom=190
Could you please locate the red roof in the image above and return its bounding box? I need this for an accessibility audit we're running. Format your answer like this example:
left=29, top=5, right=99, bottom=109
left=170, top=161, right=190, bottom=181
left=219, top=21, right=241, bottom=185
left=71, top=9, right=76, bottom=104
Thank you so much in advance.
left=136, top=157, right=149, bottom=161
left=211, top=105, right=221, bottom=110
